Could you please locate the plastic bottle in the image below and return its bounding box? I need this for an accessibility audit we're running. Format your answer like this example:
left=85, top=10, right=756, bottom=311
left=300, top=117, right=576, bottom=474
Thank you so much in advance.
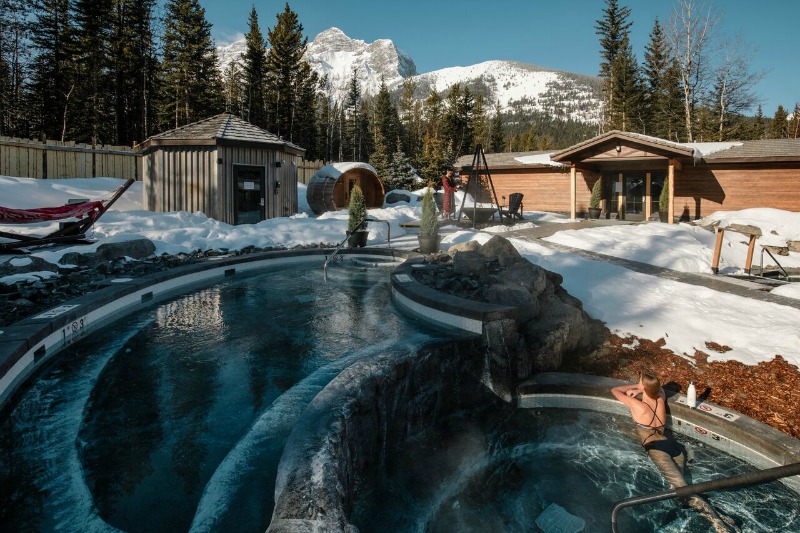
left=687, top=381, right=697, bottom=408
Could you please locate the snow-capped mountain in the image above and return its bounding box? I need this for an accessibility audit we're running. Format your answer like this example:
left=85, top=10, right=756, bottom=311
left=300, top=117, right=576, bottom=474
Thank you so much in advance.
left=406, top=60, right=603, bottom=124
left=305, top=27, right=417, bottom=102
left=215, top=27, right=601, bottom=124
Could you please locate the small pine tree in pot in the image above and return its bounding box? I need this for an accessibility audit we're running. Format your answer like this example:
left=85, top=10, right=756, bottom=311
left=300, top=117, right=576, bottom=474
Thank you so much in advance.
left=588, top=179, right=602, bottom=219
left=418, top=184, right=440, bottom=253
left=659, top=177, right=670, bottom=222
left=347, top=184, right=368, bottom=247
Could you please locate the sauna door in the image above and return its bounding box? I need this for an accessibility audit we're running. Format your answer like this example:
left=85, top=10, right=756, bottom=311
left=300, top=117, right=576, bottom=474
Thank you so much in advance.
left=234, top=166, right=265, bottom=225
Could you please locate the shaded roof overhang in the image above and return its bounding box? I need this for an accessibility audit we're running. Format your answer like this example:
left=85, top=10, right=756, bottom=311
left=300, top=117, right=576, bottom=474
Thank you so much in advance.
left=551, top=130, right=695, bottom=166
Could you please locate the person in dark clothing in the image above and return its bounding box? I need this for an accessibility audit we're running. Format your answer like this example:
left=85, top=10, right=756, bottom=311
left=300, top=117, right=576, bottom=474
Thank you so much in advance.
left=612, top=372, right=739, bottom=533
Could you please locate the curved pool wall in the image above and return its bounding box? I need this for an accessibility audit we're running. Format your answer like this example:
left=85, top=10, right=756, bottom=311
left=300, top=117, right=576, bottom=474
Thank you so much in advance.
left=519, top=373, right=800, bottom=494
left=269, top=262, right=800, bottom=531
left=0, top=247, right=408, bottom=414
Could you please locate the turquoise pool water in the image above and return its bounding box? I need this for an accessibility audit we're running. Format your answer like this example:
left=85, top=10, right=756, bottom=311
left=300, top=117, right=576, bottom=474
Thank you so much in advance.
left=0, top=262, right=437, bottom=532
left=353, top=407, right=800, bottom=532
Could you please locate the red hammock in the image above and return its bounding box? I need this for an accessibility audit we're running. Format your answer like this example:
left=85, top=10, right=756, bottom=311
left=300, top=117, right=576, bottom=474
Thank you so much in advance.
left=0, top=201, right=104, bottom=224
left=0, top=178, right=134, bottom=253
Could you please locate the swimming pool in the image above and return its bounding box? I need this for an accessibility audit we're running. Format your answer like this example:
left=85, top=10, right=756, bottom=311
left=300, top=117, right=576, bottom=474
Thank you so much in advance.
left=0, top=262, right=438, bottom=532
left=352, top=407, right=800, bottom=532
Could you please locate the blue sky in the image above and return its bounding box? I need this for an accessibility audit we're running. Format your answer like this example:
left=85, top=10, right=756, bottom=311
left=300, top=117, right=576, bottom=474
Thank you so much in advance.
left=203, top=0, right=798, bottom=116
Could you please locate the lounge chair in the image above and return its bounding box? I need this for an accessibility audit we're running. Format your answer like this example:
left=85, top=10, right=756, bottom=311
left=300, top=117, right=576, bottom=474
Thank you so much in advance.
left=0, top=178, right=135, bottom=253
left=499, top=192, right=525, bottom=221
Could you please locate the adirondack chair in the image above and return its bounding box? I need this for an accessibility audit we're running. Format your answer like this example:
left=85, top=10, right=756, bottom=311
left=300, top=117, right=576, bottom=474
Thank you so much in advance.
left=499, top=192, right=525, bottom=221
left=0, top=178, right=135, bottom=253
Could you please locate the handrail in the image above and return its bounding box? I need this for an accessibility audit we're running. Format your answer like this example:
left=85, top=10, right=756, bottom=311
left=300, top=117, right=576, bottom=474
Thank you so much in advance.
left=611, top=462, right=800, bottom=532
left=323, top=218, right=391, bottom=281
left=760, top=246, right=789, bottom=279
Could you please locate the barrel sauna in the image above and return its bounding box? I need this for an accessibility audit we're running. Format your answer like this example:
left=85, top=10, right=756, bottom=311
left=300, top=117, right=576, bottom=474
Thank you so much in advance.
left=306, top=162, right=385, bottom=215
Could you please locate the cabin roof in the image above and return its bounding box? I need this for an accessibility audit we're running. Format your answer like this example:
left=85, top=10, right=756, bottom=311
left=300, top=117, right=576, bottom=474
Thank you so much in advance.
left=140, top=113, right=304, bottom=153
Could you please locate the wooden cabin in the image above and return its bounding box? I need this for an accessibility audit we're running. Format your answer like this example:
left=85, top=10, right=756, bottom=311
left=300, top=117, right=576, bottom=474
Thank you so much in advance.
left=456, top=131, right=800, bottom=223
left=306, top=162, right=385, bottom=215
left=138, top=113, right=305, bottom=224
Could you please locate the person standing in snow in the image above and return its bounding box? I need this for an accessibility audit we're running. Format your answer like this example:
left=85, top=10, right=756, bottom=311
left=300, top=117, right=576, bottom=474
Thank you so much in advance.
left=441, top=166, right=459, bottom=220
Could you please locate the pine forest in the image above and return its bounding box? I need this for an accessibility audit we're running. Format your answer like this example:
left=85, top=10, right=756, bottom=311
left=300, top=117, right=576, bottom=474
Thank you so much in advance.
left=1, top=0, right=798, bottom=188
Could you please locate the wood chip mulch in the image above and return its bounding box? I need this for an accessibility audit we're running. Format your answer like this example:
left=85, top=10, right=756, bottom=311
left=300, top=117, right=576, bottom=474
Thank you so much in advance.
left=561, top=333, right=800, bottom=440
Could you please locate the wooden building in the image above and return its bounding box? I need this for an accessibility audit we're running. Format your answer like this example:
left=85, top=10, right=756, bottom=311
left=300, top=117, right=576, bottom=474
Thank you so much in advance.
left=138, top=113, right=304, bottom=225
left=306, top=162, right=385, bottom=215
left=457, top=131, right=800, bottom=223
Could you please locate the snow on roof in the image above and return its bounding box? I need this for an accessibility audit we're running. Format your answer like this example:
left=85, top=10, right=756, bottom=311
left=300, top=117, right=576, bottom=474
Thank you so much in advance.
left=513, top=153, right=567, bottom=167
left=685, top=142, right=743, bottom=158
left=313, top=162, right=378, bottom=179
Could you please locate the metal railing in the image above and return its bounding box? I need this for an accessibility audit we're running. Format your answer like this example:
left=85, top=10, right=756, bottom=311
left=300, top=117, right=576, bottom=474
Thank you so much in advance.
left=322, top=218, right=391, bottom=281
left=611, top=462, right=800, bottom=532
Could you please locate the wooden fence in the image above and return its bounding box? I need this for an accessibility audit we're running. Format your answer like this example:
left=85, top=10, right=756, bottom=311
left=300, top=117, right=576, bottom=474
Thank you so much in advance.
left=298, top=159, right=325, bottom=184
left=1, top=136, right=325, bottom=186
left=0, top=136, right=141, bottom=180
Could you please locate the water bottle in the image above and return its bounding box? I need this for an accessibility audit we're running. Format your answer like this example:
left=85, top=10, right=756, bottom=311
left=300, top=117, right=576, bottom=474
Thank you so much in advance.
left=687, top=382, right=697, bottom=408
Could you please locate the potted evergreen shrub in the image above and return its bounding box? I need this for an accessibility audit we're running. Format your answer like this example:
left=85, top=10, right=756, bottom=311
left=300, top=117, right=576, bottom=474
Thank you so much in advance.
left=347, top=184, right=368, bottom=247
left=418, top=184, right=440, bottom=254
left=659, top=177, right=670, bottom=223
left=588, top=179, right=602, bottom=219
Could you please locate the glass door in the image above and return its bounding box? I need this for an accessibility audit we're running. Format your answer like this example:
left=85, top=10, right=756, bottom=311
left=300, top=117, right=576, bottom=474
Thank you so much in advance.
left=234, top=166, right=265, bottom=225
left=624, top=175, right=645, bottom=220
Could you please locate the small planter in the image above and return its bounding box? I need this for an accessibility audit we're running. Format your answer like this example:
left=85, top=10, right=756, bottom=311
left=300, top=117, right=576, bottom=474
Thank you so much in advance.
left=588, top=207, right=601, bottom=219
left=347, top=230, right=368, bottom=248
left=417, top=235, right=441, bottom=254
left=658, top=211, right=669, bottom=223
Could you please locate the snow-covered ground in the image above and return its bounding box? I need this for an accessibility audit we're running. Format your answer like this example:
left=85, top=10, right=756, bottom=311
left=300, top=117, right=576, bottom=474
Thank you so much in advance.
left=2, top=176, right=799, bottom=368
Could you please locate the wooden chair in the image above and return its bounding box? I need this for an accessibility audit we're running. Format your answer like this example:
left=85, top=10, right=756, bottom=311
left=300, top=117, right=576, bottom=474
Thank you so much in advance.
left=500, top=192, right=525, bottom=221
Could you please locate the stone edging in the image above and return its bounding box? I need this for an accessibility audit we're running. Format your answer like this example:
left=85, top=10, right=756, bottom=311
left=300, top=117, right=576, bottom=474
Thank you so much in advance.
left=519, top=372, right=800, bottom=493
left=0, top=247, right=408, bottom=412
left=389, top=257, right=518, bottom=335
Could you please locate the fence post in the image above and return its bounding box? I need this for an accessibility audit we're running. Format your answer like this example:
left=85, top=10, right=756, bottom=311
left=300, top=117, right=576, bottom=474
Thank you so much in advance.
left=40, top=133, right=47, bottom=179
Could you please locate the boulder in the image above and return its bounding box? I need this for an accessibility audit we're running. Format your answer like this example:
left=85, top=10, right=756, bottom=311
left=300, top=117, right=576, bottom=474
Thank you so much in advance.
left=452, top=251, right=487, bottom=276
left=447, top=240, right=481, bottom=254
left=384, top=191, right=413, bottom=204
left=789, top=241, right=800, bottom=253
left=498, top=260, right=548, bottom=297
left=482, top=283, right=539, bottom=322
left=477, top=235, right=523, bottom=266
left=96, top=238, right=156, bottom=260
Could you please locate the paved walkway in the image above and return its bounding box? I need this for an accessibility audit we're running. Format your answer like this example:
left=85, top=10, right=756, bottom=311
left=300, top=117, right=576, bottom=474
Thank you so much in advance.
left=501, top=220, right=800, bottom=312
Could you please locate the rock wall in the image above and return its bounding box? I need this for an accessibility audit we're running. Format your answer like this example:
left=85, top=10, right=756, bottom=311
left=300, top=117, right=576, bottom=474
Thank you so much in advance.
left=268, top=340, right=501, bottom=532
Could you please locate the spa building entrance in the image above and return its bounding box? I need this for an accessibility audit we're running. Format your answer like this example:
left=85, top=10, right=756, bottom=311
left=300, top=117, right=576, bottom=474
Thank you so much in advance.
left=603, top=172, right=666, bottom=221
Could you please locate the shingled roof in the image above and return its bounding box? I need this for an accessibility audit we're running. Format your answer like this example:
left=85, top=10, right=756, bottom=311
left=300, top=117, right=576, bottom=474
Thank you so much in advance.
left=455, top=151, right=554, bottom=168
left=701, top=138, right=800, bottom=161
left=141, top=113, right=304, bottom=153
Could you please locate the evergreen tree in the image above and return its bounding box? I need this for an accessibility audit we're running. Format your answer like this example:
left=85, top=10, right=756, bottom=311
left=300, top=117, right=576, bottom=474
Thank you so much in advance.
left=265, top=2, right=306, bottom=139
left=223, top=60, right=244, bottom=115
left=342, top=68, right=367, bottom=160
left=489, top=101, right=505, bottom=153
left=110, top=0, right=159, bottom=145
left=0, top=0, right=29, bottom=136
left=368, top=126, right=391, bottom=181
left=71, top=0, right=114, bottom=144
left=388, top=137, right=416, bottom=190
left=770, top=105, right=789, bottom=139
left=373, top=78, right=401, bottom=151
left=471, top=92, right=489, bottom=148
left=790, top=103, right=800, bottom=139
left=750, top=105, right=766, bottom=140
left=443, top=83, right=474, bottom=157
left=643, top=17, right=669, bottom=136
left=399, top=78, right=421, bottom=159
left=159, top=0, right=223, bottom=130
left=659, top=59, right=686, bottom=141
left=595, top=0, right=632, bottom=129
left=293, top=61, right=319, bottom=158
left=608, top=34, right=644, bottom=132
left=242, top=6, right=267, bottom=127
left=29, top=0, right=76, bottom=140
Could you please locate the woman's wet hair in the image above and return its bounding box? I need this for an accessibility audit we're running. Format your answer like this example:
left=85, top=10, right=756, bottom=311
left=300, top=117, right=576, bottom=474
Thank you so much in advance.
left=640, top=371, right=661, bottom=399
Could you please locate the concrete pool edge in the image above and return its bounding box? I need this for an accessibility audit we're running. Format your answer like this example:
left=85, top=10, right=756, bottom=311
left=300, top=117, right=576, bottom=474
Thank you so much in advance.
left=0, top=247, right=411, bottom=413
left=519, top=372, right=800, bottom=493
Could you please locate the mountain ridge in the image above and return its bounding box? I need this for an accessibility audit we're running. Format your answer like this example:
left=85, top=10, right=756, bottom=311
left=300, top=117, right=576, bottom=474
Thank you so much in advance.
left=215, top=27, right=602, bottom=124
